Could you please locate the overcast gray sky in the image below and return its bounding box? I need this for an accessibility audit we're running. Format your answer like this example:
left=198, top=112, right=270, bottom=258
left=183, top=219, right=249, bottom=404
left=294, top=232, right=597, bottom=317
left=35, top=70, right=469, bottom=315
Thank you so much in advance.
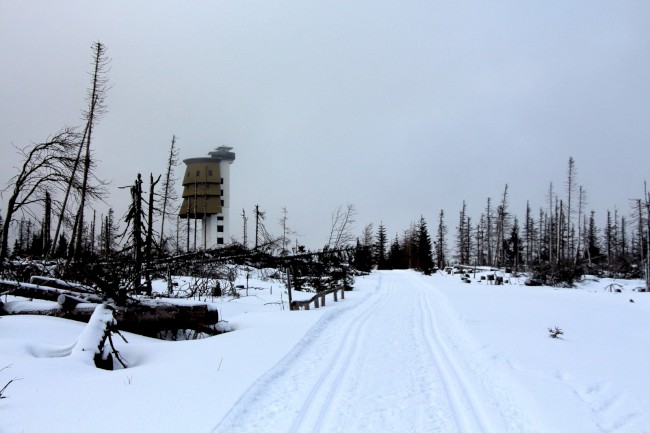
left=2, top=0, right=649, bottom=249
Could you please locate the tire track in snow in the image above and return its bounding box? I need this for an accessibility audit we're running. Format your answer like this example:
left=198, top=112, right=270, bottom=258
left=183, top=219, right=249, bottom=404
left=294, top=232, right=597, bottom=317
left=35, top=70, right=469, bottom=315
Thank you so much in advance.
left=415, top=277, right=498, bottom=433
left=209, top=275, right=391, bottom=433
left=316, top=272, right=454, bottom=433
left=287, top=276, right=394, bottom=433
left=210, top=271, right=537, bottom=433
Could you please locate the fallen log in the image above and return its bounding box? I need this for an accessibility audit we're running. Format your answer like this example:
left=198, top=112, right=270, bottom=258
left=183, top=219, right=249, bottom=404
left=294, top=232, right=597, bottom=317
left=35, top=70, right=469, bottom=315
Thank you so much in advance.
left=1, top=278, right=220, bottom=336
left=115, top=300, right=219, bottom=336
left=0, top=280, right=104, bottom=304
left=57, top=293, right=88, bottom=311
left=0, top=299, right=219, bottom=337
left=29, top=276, right=97, bottom=294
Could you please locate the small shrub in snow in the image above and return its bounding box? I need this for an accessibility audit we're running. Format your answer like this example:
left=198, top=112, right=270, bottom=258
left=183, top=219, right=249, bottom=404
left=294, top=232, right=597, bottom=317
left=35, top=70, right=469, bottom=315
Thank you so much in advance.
left=605, top=283, right=623, bottom=293
left=548, top=326, right=564, bottom=339
left=532, top=261, right=583, bottom=287
left=0, top=365, right=21, bottom=400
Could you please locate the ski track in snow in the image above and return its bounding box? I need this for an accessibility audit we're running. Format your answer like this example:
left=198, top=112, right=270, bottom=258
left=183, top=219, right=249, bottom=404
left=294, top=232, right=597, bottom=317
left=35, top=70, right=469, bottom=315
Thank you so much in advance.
left=209, top=271, right=538, bottom=433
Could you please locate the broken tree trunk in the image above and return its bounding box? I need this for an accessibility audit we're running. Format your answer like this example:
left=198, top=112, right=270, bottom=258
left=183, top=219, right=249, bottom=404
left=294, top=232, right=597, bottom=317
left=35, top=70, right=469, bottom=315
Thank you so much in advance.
left=70, top=304, right=116, bottom=370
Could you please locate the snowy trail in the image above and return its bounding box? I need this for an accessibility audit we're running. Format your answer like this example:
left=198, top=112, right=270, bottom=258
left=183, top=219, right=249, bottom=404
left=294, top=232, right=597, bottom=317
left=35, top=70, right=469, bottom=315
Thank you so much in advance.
left=209, top=271, right=535, bottom=433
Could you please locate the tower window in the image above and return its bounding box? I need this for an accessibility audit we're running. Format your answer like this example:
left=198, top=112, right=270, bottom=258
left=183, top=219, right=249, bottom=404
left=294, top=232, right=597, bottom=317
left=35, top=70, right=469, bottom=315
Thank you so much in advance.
left=221, top=200, right=224, bottom=206
left=217, top=216, right=224, bottom=221
left=220, top=178, right=224, bottom=184
left=217, top=225, right=224, bottom=232
left=217, top=238, right=224, bottom=245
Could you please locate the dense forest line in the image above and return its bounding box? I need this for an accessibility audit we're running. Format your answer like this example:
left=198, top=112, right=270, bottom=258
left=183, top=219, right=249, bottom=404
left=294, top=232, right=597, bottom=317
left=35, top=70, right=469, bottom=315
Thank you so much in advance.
left=354, top=159, right=650, bottom=287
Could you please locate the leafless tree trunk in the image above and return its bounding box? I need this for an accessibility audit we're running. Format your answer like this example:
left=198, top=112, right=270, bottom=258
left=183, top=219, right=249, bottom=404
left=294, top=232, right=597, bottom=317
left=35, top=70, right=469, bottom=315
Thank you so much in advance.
left=120, top=174, right=144, bottom=292
left=279, top=206, right=296, bottom=255
left=575, top=186, right=586, bottom=262
left=645, top=182, right=650, bottom=291
left=565, top=157, right=576, bottom=262
left=241, top=209, right=248, bottom=249
left=158, top=135, right=179, bottom=253
left=89, top=209, right=96, bottom=256
left=547, top=183, right=555, bottom=265
left=495, top=185, right=509, bottom=267
left=42, top=191, right=52, bottom=254
left=254, top=204, right=264, bottom=250
left=485, top=198, right=493, bottom=266
left=456, top=200, right=467, bottom=264
left=144, top=174, right=161, bottom=294
left=70, top=41, right=109, bottom=260
left=524, top=201, right=534, bottom=269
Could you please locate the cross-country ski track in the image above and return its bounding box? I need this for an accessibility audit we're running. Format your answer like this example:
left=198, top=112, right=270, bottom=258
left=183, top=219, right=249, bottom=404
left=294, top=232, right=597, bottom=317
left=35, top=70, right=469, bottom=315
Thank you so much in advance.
left=210, top=271, right=542, bottom=433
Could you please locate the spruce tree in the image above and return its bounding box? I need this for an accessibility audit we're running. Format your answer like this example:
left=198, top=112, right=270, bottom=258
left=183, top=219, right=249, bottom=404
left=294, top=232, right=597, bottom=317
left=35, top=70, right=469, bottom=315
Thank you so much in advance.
left=388, top=235, right=402, bottom=269
left=353, top=238, right=373, bottom=273
left=55, top=234, right=69, bottom=258
left=375, top=223, right=388, bottom=270
left=416, top=216, right=434, bottom=275
left=586, top=210, right=600, bottom=265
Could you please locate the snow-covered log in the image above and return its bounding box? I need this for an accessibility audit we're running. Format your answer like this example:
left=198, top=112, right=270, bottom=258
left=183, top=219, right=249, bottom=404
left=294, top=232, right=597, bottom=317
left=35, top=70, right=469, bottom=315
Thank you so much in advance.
left=29, top=276, right=96, bottom=293
left=70, top=304, right=116, bottom=369
left=57, top=293, right=88, bottom=310
left=0, top=280, right=104, bottom=304
left=0, top=299, right=219, bottom=336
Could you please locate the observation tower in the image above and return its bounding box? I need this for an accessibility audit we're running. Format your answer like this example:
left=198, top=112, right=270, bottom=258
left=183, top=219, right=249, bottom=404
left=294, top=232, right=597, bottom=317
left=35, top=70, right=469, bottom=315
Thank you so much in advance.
left=179, top=146, right=235, bottom=249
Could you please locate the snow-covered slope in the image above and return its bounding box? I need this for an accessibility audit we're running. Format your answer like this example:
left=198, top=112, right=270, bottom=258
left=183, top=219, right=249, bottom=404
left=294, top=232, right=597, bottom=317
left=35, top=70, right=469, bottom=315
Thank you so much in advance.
left=1, top=270, right=648, bottom=432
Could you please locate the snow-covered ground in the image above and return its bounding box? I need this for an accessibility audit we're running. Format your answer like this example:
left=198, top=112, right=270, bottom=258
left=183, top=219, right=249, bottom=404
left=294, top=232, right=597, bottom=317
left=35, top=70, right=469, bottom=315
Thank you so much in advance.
left=2, top=269, right=649, bottom=432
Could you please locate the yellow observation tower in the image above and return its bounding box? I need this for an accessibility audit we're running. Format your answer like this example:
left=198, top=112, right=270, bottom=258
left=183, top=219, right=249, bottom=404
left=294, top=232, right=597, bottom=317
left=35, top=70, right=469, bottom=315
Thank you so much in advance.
left=179, top=146, right=235, bottom=248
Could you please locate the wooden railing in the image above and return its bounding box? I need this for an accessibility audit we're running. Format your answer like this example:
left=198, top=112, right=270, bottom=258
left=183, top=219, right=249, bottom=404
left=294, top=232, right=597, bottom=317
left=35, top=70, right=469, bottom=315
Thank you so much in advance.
left=290, top=285, right=346, bottom=310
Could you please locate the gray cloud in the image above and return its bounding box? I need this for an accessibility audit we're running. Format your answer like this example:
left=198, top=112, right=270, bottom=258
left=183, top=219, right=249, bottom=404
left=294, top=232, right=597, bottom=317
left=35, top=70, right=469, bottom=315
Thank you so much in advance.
left=2, top=0, right=649, bottom=248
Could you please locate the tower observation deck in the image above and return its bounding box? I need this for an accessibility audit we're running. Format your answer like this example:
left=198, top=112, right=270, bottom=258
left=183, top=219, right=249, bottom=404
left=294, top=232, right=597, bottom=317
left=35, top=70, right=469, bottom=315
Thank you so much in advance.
left=179, top=146, right=235, bottom=249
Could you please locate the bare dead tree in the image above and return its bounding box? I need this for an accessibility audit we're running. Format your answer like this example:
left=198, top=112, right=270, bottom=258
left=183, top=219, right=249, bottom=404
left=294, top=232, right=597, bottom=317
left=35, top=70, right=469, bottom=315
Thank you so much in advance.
left=565, top=157, right=577, bottom=262
left=645, top=182, right=650, bottom=291
left=485, top=197, right=493, bottom=266
left=242, top=209, right=248, bottom=249
left=326, top=203, right=357, bottom=250
left=158, top=135, right=179, bottom=253
left=279, top=206, right=299, bottom=255
left=70, top=41, right=110, bottom=260
left=361, top=223, right=374, bottom=248
left=436, top=209, right=448, bottom=269
left=495, top=185, right=509, bottom=267
left=547, top=182, right=555, bottom=265
left=120, top=174, right=145, bottom=293
left=250, top=205, right=281, bottom=253
left=1, top=128, right=81, bottom=263
left=254, top=205, right=263, bottom=250
left=144, top=173, right=161, bottom=294
left=575, top=185, right=586, bottom=262
left=42, top=191, right=52, bottom=254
